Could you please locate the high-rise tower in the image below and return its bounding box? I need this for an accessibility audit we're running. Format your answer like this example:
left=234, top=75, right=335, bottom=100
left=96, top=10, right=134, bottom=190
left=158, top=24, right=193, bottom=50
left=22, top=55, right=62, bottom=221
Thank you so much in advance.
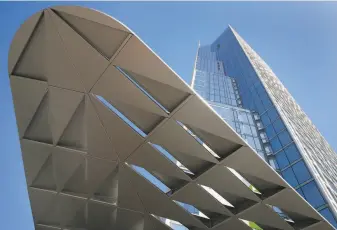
left=192, top=26, right=337, bottom=228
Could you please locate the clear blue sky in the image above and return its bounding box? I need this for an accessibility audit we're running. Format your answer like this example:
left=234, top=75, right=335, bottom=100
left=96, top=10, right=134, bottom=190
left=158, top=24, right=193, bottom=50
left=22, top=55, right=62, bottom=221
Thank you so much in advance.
left=0, top=2, right=336, bottom=229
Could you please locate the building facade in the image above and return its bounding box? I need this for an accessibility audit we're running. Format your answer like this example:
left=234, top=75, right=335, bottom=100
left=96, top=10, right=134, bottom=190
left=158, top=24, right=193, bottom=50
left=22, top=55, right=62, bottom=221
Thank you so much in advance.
left=192, top=26, right=337, bottom=228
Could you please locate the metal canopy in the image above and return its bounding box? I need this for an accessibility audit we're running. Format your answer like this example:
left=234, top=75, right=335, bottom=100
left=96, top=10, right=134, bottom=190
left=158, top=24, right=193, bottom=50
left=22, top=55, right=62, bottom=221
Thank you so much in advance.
left=8, top=6, right=334, bottom=230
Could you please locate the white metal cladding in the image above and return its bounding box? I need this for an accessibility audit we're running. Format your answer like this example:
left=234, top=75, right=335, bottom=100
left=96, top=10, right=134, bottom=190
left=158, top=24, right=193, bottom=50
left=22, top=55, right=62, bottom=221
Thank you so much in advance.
left=8, top=6, right=335, bottom=230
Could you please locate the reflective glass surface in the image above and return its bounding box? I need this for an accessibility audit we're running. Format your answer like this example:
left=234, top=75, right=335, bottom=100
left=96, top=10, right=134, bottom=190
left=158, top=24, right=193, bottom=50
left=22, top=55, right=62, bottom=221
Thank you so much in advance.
left=301, top=181, right=326, bottom=208
left=282, top=168, right=299, bottom=187
left=292, top=160, right=311, bottom=184
left=320, top=208, right=337, bottom=228
left=284, top=144, right=301, bottom=163
left=192, top=29, right=337, bottom=225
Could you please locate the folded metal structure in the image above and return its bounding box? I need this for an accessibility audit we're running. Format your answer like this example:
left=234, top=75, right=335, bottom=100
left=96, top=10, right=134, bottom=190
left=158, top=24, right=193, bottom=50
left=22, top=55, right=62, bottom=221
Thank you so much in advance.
left=8, top=6, right=335, bottom=230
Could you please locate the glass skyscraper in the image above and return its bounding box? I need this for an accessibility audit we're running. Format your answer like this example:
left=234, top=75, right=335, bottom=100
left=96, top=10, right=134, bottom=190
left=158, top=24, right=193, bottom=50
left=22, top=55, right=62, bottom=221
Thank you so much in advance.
left=191, top=26, right=337, bottom=228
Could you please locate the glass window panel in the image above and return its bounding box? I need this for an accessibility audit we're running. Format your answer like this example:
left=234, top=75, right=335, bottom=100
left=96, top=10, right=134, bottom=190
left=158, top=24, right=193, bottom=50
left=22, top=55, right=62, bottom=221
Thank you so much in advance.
left=278, top=130, right=292, bottom=147
left=245, top=136, right=256, bottom=149
left=254, top=138, right=262, bottom=151
left=238, top=112, right=249, bottom=123
left=261, top=113, right=271, bottom=126
left=256, top=122, right=263, bottom=129
left=251, top=126, right=258, bottom=136
left=265, top=124, right=276, bottom=139
left=281, top=168, right=299, bottom=187
left=273, top=119, right=286, bottom=134
left=292, top=161, right=312, bottom=184
left=241, top=124, right=253, bottom=136
left=275, top=151, right=289, bottom=169
left=301, top=181, right=326, bottom=208
left=255, top=100, right=265, bottom=113
left=268, top=107, right=279, bottom=122
left=248, top=114, right=254, bottom=125
left=262, top=97, right=273, bottom=109
left=319, top=208, right=337, bottom=228
left=265, top=145, right=272, bottom=154
left=270, top=137, right=282, bottom=153
left=269, top=158, right=279, bottom=170
left=284, top=144, right=301, bottom=163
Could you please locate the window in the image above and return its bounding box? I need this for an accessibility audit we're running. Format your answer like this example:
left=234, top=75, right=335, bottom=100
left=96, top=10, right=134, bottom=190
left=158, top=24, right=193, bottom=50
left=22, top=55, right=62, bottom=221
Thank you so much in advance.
left=281, top=168, right=298, bottom=187
left=320, top=208, right=337, bottom=228
left=275, top=151, right=289, bottom=169
left=265, top=125, right=276, bottom=139
left=238, top=112, right=249, bottom=123
left=278, top=130, right=292, bottom=147
left=292, top=161, right=312, bottom=184
left=241, top=124, right=252, bottom=136
left=245, top=136, right=256, bottom=149
left=261, top=113, right=271, bottom=126
left=268, top=107, right=279, bottom=122
left=265, top=145, right=272, bottom=154
left=270, top=137, right=282, bottom=153
left=301, top=181, right=326, bottom=208
left=284, top=144, right=301, bottom=163
left=262, top=96, right=273, bottom=109
left=273, top=119, right=286, bottom=134
left=254, top=138, right=262, bottom=151
left=255, top=100, right=265, bottom=114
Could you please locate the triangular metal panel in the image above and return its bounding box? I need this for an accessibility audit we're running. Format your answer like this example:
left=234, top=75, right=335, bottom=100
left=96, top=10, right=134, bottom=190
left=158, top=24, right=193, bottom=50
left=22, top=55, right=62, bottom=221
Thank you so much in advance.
left=52, top=6, right=130, bottom=32
left=44, top=12, right=86, bottom=92
left=10, top=76, right=48, bottom=137
left=28, top=188, right=57, bottom=223
left=24, top=92, right=53, bottom=144
left=212, top=217, right=253, bottom=230
left=171, top=182, right=232, bottom=216
left=124, top=164, right=207, bottom=229
left=92, top=166, right=119, bottom=205
left=221, top=146, right=290, bottom=188
left=48, top=10, right=109, bottom=92
left=118, top=164, right=145, bottom=212
left=187, top=125, right=242, bottom=159
left=58, top=98, right=86, bottom=151
left=121, top=68, right=190, bottom=112
left=90, top=94, right=144, bottom=161
left=40, top=193, right=86, bottom=228
left=21, top=139, right=53, bottom=186
left=237, top=203, right=294, bottom=230
left=113, top=36, right=193, bottom=94
left=149, top=119, right=218, bottom=163
left=86, top=96, right=119, bottom=160
left=263, top=188, right=322, bottom=220
left=91, top=65, right=168, bottom=117
left=48, top=87, right=84, bottom=145
left=144, top=214, right=172, bottom=230
left=115, top=208, right=145, bottom=230
left=31, top=153, right=56, bottom=191
left=52, top=146, right=84, bottom=192
left=8, top=11, right=42, bottom=74
left=173, top=95, right=246, bottom=145
left=196, top=165, right=261, bottom=203
left=109, top=101, right=164, bottom=135
left=86, top=200, right=117, bottom=230
left=127, top=143, right=192, bottom=181
left=13, top=12, right=47, bottom=81
left=56, top=10, right=129, bottom=59
left=85, top=157, right=118, bottom=197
